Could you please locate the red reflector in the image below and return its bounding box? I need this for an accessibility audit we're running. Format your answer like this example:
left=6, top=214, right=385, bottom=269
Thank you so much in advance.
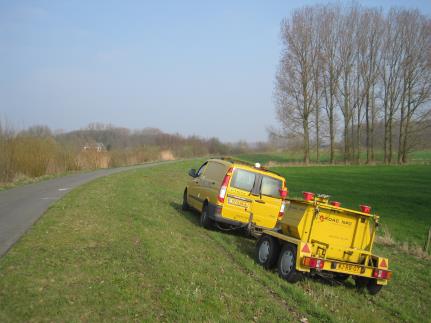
left=301, top=244, right=311, bottom=253
left=331, top=201, right=341, bottom=207
left=360, top=205, right=371, bottom=213
left=380, top=259, right=387, bottom=268
left=303, top=192, right=314, bottom=201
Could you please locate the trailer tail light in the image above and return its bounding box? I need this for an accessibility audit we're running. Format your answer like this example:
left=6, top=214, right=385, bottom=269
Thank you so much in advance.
left=331, top=201, right=341, bottom=207
left=218, top=168, right=233, bottom=203
left=360, top=205, right=371, bottom=213
left=303, top=192, right=314, bottom=201
left=302, top=256, right=324, bottom=269
left=373, top=269, right=392, bottom=280
left=278, top=202, right=285, bottom=218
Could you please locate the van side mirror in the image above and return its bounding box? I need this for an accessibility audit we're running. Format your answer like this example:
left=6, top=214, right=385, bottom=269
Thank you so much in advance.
left=188, top=169, right=197, bottom=178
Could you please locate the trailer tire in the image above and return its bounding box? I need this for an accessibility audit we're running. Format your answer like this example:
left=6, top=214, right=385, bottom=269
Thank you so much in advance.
left=366, top=279, right=383, bottom=295
left=182, top=189, right=190, bottom=211
left=200, top=203, right=213, bottom=229
left=277, top=244, right=302, bottom=283
left=354, top=277, right=369, bottom=290
left=335, top=274, right=350, bottom=282
left=256, top=235, right=280, bottom=269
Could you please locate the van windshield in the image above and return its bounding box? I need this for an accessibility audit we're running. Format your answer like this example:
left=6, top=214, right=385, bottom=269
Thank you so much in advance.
left=230, top=169, right=256, bottom=192
left=261, top=176, right=282, bottom=198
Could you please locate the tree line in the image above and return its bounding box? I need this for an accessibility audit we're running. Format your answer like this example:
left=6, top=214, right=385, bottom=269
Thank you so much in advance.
left=0, top=122, right=259, bottom=184
left=275, top=4, right=431, bottom=164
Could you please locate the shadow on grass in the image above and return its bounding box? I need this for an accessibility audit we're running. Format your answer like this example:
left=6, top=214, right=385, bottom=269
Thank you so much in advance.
left=169, top=201, right=357, bottom=291
left=169, top=201, right=256, bottom=258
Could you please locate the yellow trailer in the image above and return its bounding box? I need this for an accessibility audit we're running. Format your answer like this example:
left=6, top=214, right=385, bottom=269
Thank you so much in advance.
left=255, top=193, right=391, bottom=295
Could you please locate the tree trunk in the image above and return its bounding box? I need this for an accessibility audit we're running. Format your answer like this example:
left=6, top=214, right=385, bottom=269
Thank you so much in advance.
left=303, top=118, right=310, bottom=164
left=315, top=105, right=320, bottom=163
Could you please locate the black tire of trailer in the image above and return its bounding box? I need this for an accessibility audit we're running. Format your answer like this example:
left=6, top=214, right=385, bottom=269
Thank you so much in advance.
left=255, top=235, right=280, bottom=269
left=277, top=243, right=302, bottom=283
left=335, top=273, right=350, bottom=282
left=366, top=279, right=383, bottom=295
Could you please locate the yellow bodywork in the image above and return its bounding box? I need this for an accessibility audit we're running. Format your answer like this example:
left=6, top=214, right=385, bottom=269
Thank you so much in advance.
left=264, top=198, right=391, bottom=285
left=186, top=159, right=285, bottom=230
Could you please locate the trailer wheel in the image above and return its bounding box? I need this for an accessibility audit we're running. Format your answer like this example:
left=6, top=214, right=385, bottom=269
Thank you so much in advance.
left=182, top=189, right=190, bottom=211
left=256, top=235, right=280, bottom=269
left=200, top=203, right=213, bottom=229
left=366, top=279, right=383, bottom=295
left=354, top=277, right=369, bottom=290
left=335, top=274, right=350, bottom=282
left=277, top=244, right=302, bottom=283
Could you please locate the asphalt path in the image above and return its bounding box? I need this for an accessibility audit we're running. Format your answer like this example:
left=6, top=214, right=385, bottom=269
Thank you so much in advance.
left=0, top=162, right=167, bottom=258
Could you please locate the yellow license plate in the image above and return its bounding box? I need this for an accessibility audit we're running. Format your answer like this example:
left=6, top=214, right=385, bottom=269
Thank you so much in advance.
left=227, top=197, right=249, bottom=208
left=338, top=263, right=361, bottom=273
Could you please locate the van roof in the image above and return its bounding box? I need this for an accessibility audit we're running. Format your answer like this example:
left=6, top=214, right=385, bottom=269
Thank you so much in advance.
left=209, top=157, right=284, bottom=179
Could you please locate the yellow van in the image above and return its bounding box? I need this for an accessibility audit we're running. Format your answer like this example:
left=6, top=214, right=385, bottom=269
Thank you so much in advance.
left=182, top=158, right=288, bottom=234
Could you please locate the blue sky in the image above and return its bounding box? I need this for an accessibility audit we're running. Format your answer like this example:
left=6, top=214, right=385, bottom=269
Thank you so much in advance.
left=1, top=0, right=430, bottom=142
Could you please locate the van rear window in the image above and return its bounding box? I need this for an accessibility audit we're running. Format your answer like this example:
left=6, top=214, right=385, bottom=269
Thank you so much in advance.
left=261, top=176, right=282, bottom=198
left=230, top=169, right=256, bottom=192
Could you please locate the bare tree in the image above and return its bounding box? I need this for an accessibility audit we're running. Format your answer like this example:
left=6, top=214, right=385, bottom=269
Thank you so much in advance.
left=398, top=10, right=431, bottom=163
left=379, top=9, right=404, bottom=164
left=320, top=5, right=342, bottom=164
left=337, top=6, right=359, bottom=163
left=358, top=8, right=383, bottom=164
left=275, top=8, right=320, bottom=164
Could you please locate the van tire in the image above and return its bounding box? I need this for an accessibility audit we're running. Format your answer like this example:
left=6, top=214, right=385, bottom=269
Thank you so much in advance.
left=200, top=203, right=213, bottom=229
left=182, top=189, right=190, bottom=211
left=256, top=235, right=280, bottom=269
left=277, top=244, right=302, bottom=283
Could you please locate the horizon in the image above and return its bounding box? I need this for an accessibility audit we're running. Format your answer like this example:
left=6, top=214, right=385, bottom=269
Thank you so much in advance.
left=1, top=0, right=430, bottom=142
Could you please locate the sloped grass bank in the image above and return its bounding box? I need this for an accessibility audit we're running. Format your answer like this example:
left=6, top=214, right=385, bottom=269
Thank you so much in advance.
left=0, top=161, right=429, bottom=322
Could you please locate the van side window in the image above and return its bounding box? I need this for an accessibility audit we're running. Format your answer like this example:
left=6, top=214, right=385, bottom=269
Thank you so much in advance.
left=196, top=162, right=207, bottom=177
left=261, top=176, right=282, bottom=198
left=230, top=169, right=256, bottom=192
left=204, top=162, right=226, bottom=184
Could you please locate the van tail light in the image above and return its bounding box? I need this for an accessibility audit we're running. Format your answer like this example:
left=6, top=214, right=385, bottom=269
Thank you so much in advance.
left=302, top=256, right=324, bottom=269
left=372, top=269, right=392, bottom=280
left=278, top=202, right=285, bottom=218
left=279, top=187, right=288, bottom=199
left=218, top=167, right=233, bottom=203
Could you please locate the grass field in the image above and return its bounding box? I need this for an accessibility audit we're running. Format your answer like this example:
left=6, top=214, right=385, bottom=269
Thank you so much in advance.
left=0, top=161, right=430, bottom=322
left=237, top=149, right=431, bottom=165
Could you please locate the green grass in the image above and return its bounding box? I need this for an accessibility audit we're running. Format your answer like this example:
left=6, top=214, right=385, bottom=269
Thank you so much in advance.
left=0, top=161, right=430, bottom=322
left=238, top=149, right=431, bottom=165
left=269, top=165, right=431, bottom=246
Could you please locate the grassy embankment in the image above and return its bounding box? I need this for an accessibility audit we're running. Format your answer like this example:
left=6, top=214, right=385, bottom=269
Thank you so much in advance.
left=0, top=161, right=430, bottom=322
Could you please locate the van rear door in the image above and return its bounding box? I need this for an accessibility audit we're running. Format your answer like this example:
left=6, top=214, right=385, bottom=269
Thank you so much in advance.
left=221, top=168, right=284, bottom=229
left=250, top=175, right=283, bottom=229
left=221, top=168, right=255, bottom=223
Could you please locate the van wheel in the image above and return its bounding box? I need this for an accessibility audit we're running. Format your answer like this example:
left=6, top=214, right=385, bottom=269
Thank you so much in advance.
left=200, top=204, right=213, bottom=229
left=256, top=235, right=280, bottom=269
left=182, top=189, right=189, bottom=211
left=277, top=244, right=302, bottom=283
left=366, top=279, right=383, bottom=295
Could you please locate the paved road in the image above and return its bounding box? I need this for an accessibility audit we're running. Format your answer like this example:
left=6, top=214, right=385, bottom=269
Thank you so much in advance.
left=0, top=162, right=166, bottom=257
